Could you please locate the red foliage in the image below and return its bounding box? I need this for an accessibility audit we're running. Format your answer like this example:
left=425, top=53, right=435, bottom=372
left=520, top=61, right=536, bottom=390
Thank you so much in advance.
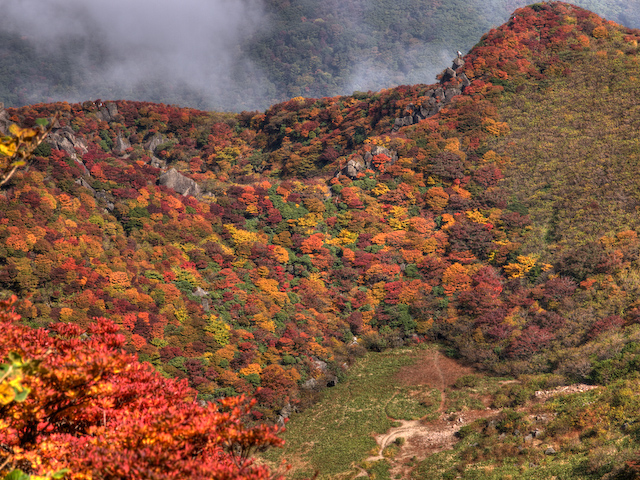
left=0, top=297, right=285, bottom=479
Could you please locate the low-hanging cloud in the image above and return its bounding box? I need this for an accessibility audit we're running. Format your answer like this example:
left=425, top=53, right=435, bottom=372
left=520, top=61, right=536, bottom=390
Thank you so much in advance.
left=0, top=0, right=269, bottom=110
left=2, top=0, right=640, bottom=112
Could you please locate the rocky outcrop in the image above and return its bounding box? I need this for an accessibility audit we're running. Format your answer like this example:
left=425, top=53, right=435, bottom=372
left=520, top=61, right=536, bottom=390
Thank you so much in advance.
left=159, top=168, right=201, bottom=197
left=193, top=287, right=210, bottom=312
left=341, top=157, right=366, bottom=178
left=393, top=55, right=470, bottom=131
left=48, top=126, right=90, bottom=175
left=145, top=133, right=167, bottom=154
left=0, top=103, right=11, bottom=135
left=337, top=146, right=398, bottom=179
left=95, top=102, right=120, bottom=123
left=113, top=133, right=131, bottom=155
left=367, top=145, right=398, bottom=165
left=149, top=155, right=166, bottom=169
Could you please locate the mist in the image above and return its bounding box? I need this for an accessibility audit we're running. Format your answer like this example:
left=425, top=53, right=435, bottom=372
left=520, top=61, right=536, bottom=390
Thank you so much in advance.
left=0, top=0, right=270, bottom=111
left=1, top=0, right=640, bottom=112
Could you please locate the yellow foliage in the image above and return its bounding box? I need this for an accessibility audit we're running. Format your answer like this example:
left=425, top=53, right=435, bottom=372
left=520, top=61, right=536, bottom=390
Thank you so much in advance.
left=466, top=209, right=489, bottom=223
left=482, top=150, right=500, bottom=163
left=416, top=318, right=434, bottom=334
left=109, top=271, right=131, bottom=290
left=204, top=315, right=231, bottom=346
left=59, top=308, right=74, bottom=322
left=239, top=363, right=263, bottom=376
left=371, top=183, right=390, bottom=196
left=503, top=255, right=538, bottom=278
left=255, top=313, right=277, bottom=333
left=224, top=224, right=259, bottom=246
left=483, top=118, right=511, bottom=136
left=269, top=244, right=289, bottom=264
left=388, top=206, right=409, bottom=230
left=174, top=307, right=190, bottom=324
left=326, top=229, right=358, bottom=247
left=592, top=25, right=609, bottom=38
left=246, top=204, right=259, bottom=216
left=256, top=278, right=289, bottom=305
left=440, top=214, right=455, bottom=229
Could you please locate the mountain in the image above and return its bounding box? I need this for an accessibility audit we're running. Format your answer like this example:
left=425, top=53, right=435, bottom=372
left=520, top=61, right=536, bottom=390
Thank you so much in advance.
left=4, top=1, right=640, bottom=478
left=3, top=0, right=640, bottom=111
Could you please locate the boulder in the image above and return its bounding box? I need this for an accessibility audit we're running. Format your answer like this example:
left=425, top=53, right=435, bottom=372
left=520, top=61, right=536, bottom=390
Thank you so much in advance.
left=343, top=158, right=365, bottom=178
left=113, top=133, right=131, bottom=155
left=159, top=168, right=201, bottom=197
left=445, top=87, right=462, bottom=100
left=452, top=57, right=465, bottom=69
left=146, top=133, right=167, bottom=153
left=95, top=190, right=115, bottom=212
left=75, top=177, right=96, bottom=195
left=48, top=127, right=89, bottom=158
left=95, top=102, right=120, bottom=123
left=302, top=378, right=319, bottom=390
left=149, top=155, right=166, bottom=169
left=441, top=67, right=457, bottom=82
left=0, top=103, right=11, bottom=135
left=459, top=73, right=471, bottom=88
left=371, top=145, right=398, bottom=164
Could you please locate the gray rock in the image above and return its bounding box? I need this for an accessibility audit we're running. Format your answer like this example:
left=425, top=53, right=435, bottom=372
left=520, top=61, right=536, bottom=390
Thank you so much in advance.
left=193, top=287, right=209, bottom=298
left=149, top=155, right=166, bottom=169
left=371, top=146, right=398, bottom=163
left=113, top=133, right=131, bottom=155
left=95, top=102, right=120, bottom=123
left=312, top=358, right=328, bottom=372
left=75, top=177, right=96, bottom=194
left=0, top=103, right=11, bottom=135
left=302, top=378, right=319, bottom=390
left=452, top=57, right=465, bottom=69
left=48, top=127, right=89, bottom=159
left=159, top=168, right=201, bottom=197
left=544, top=447, right=556, bottom=455
left=445, top=87, right=462, bottom=100
left=343, top=158, right=365, bottom=178
left=146, top=133, right=167, bottom=153
left=441, top=67, right=457, bottom=82
left=95, top=190, right=115, bottom=212
left=459, top=73, right=471, bottom=88
left=524, top=434, right=534, bottom=443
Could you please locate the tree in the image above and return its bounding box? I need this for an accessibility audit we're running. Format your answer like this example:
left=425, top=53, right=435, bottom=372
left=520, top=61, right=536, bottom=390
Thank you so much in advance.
left=0, top=296, right=286, bottom=480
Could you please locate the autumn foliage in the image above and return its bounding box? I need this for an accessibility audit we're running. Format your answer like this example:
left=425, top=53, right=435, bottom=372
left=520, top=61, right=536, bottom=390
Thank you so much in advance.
left=0, top=296, right=285, bottom=479
left=0, top=1, right=639, bottom=429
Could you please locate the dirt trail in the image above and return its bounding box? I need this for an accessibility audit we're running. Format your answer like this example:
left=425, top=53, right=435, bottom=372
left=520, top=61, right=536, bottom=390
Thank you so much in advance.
left=355, top=349, right=600, bottom=478
left=357, top=349, right=493, bottom=478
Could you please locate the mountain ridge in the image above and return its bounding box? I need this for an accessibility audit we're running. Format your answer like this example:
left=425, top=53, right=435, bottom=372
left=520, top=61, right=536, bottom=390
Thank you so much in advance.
left=4, top=2, right=640, bottom=478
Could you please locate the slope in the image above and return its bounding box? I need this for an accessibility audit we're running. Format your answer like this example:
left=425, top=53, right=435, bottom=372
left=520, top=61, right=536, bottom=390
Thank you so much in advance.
left=1, top=1, right=640, bottom=437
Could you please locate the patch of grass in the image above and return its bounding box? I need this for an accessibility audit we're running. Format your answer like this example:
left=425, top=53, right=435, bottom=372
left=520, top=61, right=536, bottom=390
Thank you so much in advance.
left=444, top=389, right=484, bottom=413
left=386, top=386, right=440, bottom=420
left=264, top=346, right=438, bottom=478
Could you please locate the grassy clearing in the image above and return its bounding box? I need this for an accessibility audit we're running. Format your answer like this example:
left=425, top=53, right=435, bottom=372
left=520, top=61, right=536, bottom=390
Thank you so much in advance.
left=263, top=344, right=438, bottom=479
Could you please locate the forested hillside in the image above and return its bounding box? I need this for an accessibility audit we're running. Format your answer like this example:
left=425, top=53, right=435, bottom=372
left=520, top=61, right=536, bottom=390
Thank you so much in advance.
left=4, top=2, right=640, bottom=478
